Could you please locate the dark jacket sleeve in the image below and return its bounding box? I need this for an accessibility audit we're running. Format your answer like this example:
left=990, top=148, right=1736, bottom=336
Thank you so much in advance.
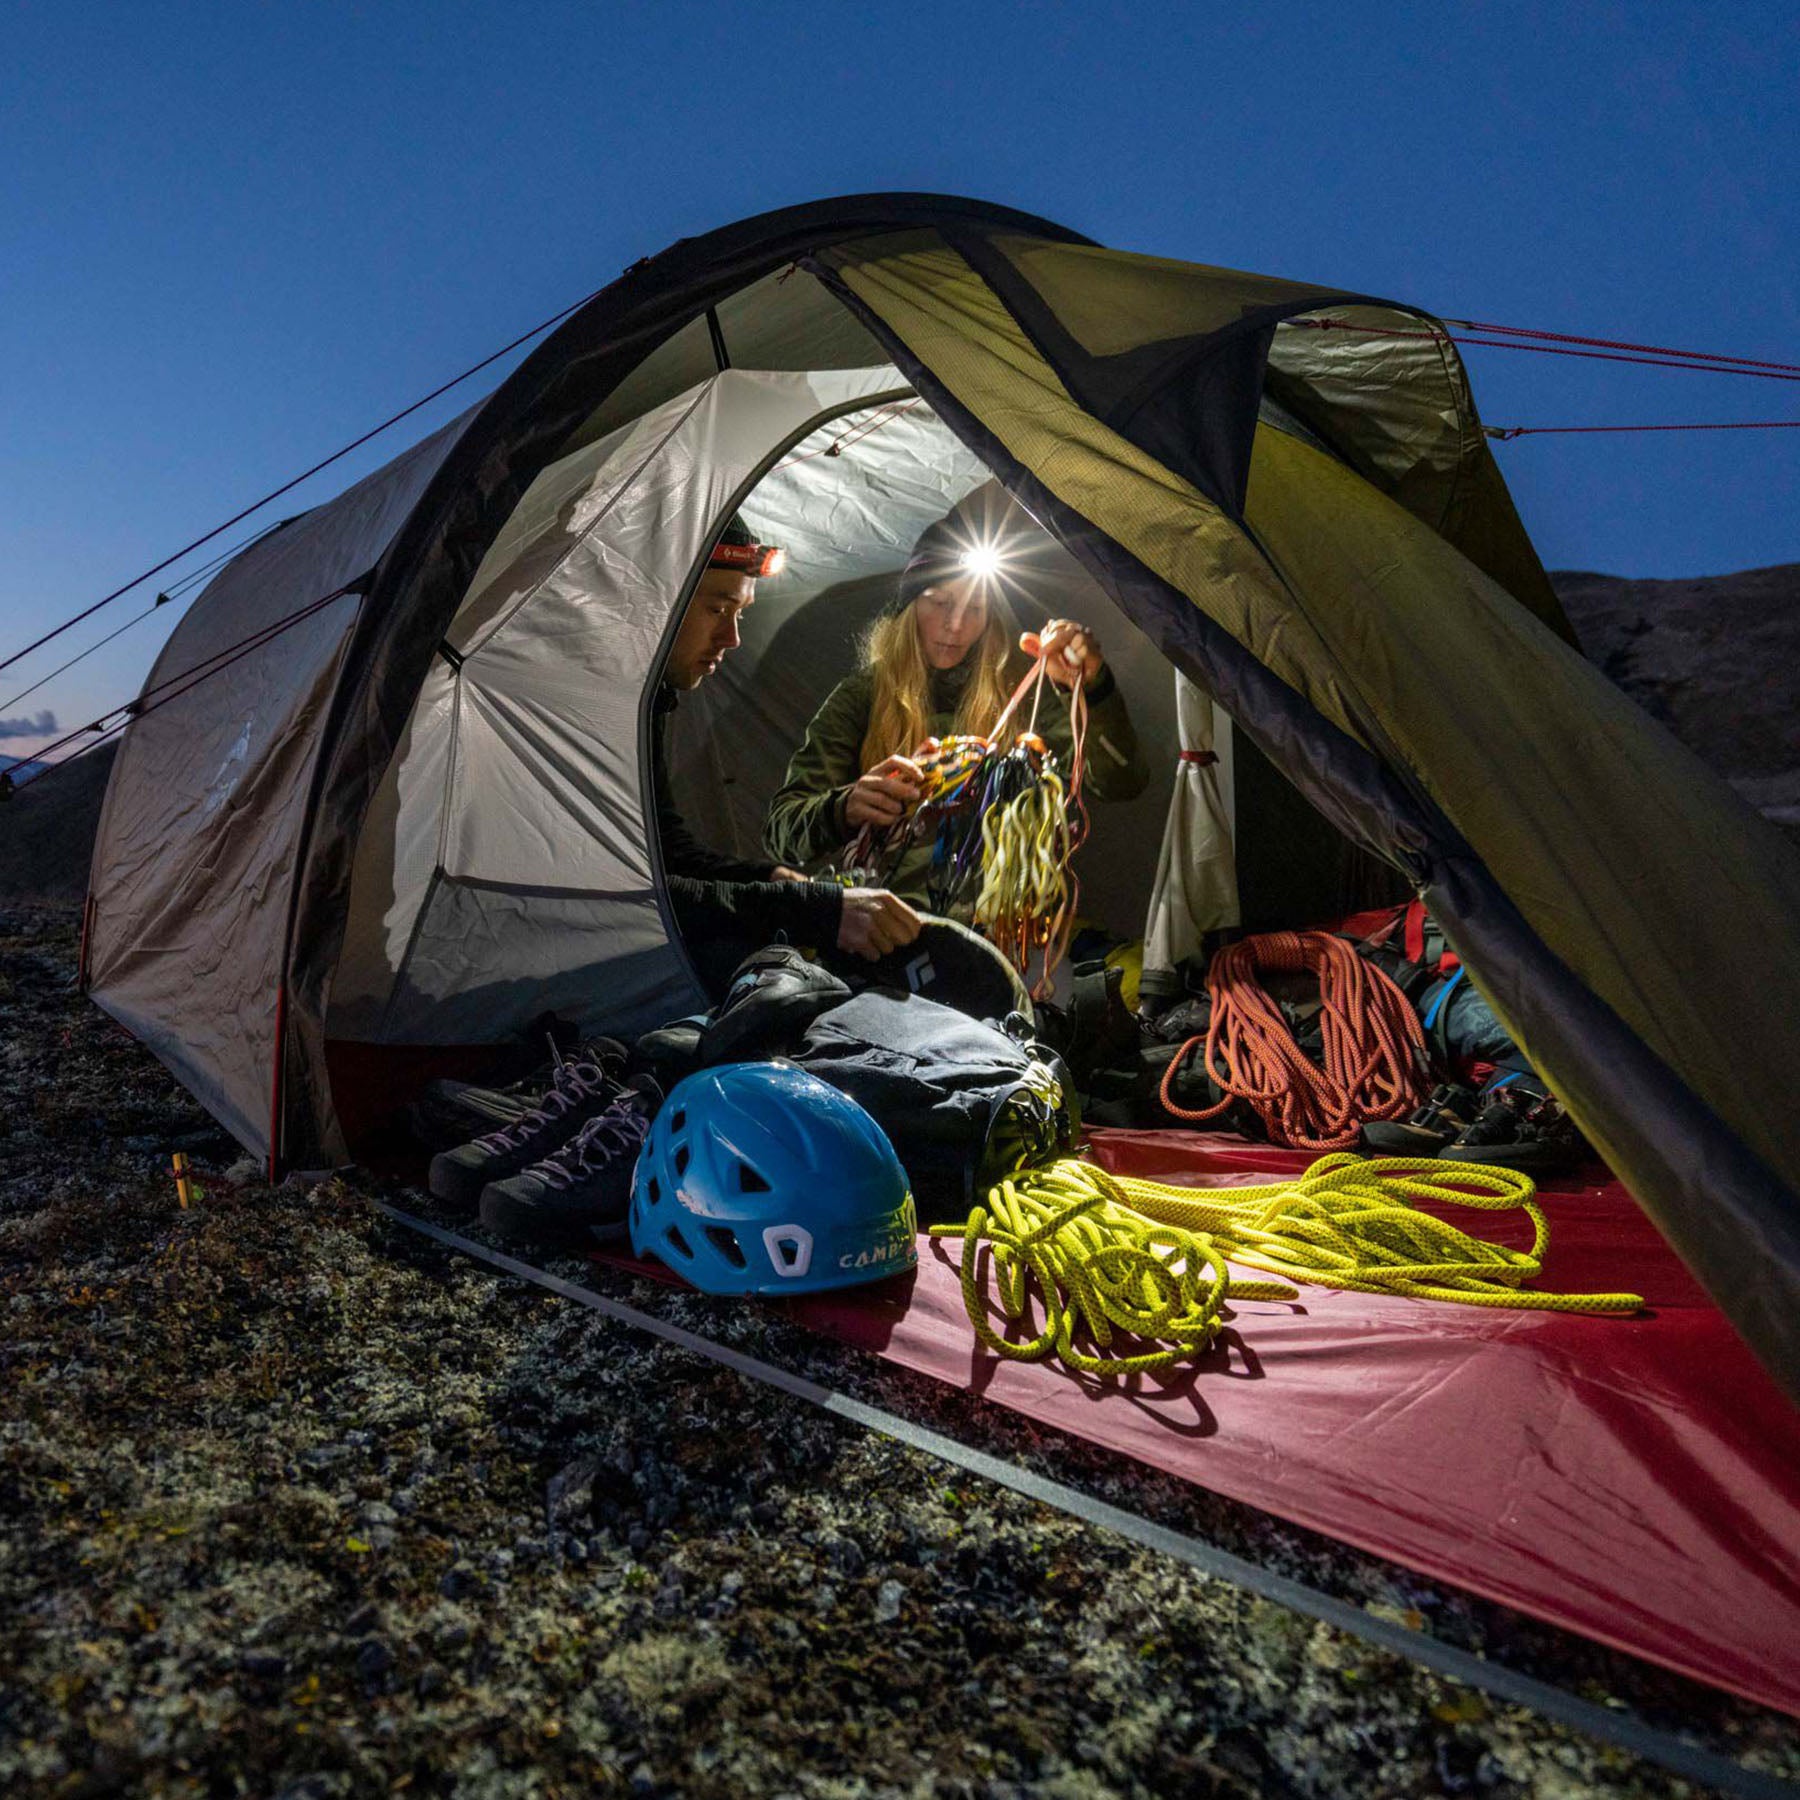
left=763, top=672, right=874, bottom=869
left=665, top=874, right=843, bottom=951
left=660, top=805, right=780, bottom=885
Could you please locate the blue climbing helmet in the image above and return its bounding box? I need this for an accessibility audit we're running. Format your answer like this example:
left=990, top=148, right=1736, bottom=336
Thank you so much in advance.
left=629, top=1061, right=918, bottom=1296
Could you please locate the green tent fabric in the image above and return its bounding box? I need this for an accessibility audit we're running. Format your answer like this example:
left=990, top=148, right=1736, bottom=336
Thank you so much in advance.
left=814, top=225, right=1800, bottom=1397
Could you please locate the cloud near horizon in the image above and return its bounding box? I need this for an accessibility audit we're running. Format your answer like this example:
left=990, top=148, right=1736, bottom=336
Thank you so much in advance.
left=0, top=711, right=58, bottom=740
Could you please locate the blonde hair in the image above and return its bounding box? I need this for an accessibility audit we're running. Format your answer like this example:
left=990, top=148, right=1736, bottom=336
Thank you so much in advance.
left=858, top=594, right=1019, bottom=772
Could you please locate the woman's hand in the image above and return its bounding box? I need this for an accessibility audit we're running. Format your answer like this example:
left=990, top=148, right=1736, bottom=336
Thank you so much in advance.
left=836, top=888, right=923, bottom=960
left=843, top=754, right=924, bottom=829
left=1020, top=618, right=1104, bottom=689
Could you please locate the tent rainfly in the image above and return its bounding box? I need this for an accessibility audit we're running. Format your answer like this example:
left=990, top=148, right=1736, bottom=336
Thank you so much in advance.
left=82, top=194, right=1800, bottom=1401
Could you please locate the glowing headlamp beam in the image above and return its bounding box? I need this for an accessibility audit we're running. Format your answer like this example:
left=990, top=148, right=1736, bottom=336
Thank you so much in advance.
left=960, top=543, right=1006, bottom=581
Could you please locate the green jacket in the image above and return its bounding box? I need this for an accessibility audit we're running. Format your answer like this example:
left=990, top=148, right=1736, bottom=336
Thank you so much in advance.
left=764, top=656, right=1149, bottom=913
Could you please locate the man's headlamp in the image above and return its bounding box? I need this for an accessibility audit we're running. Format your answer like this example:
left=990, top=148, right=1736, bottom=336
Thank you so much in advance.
left=708, top=538, right=786, bottom=579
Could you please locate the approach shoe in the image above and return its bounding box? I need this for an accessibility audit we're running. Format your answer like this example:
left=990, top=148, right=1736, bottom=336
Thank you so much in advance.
left=411, top=1037, right=627, bottom=1153
left=479, top=1077, right=661, bottom=1247
left=426, top=1045, right=626, bottom=1212
left=1361, top=1083, right=1482, bottom=1157
left=1438, top=1073, right=1585, bottom=1174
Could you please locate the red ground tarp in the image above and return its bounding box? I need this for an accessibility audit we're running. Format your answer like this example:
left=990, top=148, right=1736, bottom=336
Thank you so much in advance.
left=628, top=1131, right=1800, bottom=1716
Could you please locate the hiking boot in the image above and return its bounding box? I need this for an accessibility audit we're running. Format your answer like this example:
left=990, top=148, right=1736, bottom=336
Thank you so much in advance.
left=426, top=1045, right=626, bottom=1211
left=1439, top=1075, right=1585, bottom=1174
left=479, top=1077, right=661, bottom=1247
left=1361, top=1083, right=1482, bottom=1156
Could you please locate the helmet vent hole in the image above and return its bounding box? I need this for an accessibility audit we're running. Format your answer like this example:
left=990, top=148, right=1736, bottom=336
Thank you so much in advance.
left=670, top=1108, right=686, bottom=1132
left=646, top=1176, right=660, bottom=1204
left=664, top=1224, right=694, bottom=1261
left=705, top=1226, right=747, bottom=1269
left=736, top=1162, right=771, bottom=1194
left=673, top=1143, right=690, bottom=1176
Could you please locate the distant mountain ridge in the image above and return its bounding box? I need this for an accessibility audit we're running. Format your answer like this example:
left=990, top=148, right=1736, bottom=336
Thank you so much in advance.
left=1552, top=560, right=1800, bottom=841
left=0, top=563, right=1793, bottom=899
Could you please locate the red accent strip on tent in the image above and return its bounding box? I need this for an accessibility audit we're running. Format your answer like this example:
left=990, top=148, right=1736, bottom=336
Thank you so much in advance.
left=266, top=983, right=287, bottom=1185
left=76, top=892, right=95, bottom=992
left=602, top=1129, right=1800, bottom=1716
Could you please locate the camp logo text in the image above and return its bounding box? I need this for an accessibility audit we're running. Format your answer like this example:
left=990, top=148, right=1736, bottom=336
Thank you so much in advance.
left=838, top=1194, right=917, bottom=1270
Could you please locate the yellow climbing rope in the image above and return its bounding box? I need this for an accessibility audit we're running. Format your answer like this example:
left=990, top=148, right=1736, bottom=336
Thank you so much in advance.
left=929, top=1154, right=1644, bottom=1377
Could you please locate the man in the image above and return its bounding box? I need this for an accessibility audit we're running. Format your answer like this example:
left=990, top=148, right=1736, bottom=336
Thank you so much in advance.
left=655, top=515, right=922, bottom=991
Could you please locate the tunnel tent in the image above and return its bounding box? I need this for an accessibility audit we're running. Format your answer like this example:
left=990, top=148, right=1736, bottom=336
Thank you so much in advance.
left=82, top=193, right=1800, bottom=1405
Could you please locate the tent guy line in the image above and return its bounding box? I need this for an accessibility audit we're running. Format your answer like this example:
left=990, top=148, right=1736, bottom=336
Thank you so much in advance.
left=11, top=579, right=360, bottom=788
left=0, top=521, right=281, bottom=722
left=371, top=1199, right=1800, bottom=1800
left=1486, top=419, right=1800, bottom=438
left=0, top=282, right=612, bottom=679
left=1439, top=316, right=1800, bottom=375
left=3, top=285, right=1790, bottom=684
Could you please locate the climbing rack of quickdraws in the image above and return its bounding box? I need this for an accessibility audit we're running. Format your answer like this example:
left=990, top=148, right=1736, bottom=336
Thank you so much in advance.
left=842, top=652, right=1088, bottom=997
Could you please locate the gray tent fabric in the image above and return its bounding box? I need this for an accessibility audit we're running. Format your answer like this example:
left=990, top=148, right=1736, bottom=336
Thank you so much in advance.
left=85, top=409, right=476, bottom=1152
left=330, top=367, right=911, bottom=1052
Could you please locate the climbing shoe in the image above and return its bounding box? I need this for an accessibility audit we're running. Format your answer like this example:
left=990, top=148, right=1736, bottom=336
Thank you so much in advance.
left=426, top=1044, right=627, bottom=1211
left=700, top=945, right=851, bottom=1065
left=625, top=1016, right=707, bottom=1094
left=1360, top=1083, right=1482, bottom=1156
left=1439, top=1073, right=1586, bottom=1174
left=479, top=1077, right=661, bottom=1247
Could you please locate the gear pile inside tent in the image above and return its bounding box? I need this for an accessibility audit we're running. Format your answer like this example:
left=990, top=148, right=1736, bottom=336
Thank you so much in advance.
left=57, top=196, right=1800, bottom=1720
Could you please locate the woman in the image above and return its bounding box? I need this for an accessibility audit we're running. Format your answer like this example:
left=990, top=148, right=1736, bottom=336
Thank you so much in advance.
left=765, top=517, right=1148, bottom=915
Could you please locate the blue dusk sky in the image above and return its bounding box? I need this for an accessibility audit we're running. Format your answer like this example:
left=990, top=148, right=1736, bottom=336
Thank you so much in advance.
left=2, top=1, right=1795, bottom=762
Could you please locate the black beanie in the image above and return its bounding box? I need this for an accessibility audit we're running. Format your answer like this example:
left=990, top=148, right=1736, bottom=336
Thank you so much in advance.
left=892, top=516, right=968, bottom=614
left=714, top=512, right=755, bottom=551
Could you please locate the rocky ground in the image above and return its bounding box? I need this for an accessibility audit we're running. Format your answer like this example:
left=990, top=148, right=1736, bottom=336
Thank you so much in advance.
left=3, top=900, right=1798, bottom=1800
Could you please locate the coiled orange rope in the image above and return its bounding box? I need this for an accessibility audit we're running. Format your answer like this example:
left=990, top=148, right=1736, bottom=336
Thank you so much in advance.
left=1160, top=930, right=1428, bottom=1151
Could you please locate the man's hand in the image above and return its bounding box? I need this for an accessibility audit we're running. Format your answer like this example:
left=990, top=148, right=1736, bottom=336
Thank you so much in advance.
left=1020, top=617, right=1104, bottom=690
left=843, top=754, right=925, bottom=829
left=835, top=888, right=923, bottom=961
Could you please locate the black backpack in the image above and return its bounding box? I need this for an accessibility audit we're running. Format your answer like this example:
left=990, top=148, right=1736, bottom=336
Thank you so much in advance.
left=787, top=988, right=1077, bottom=1221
